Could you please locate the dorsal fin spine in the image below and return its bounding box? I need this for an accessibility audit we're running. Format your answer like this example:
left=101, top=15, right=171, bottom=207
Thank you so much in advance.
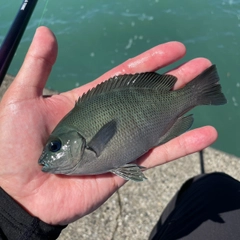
left=77, top=72, right=177, bottom=104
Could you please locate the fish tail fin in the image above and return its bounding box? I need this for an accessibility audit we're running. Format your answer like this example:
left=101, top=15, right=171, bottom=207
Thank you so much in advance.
left=185, top=65, right=227, bottom=106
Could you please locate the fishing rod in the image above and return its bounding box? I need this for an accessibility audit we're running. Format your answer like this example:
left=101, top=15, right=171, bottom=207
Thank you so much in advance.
left=0, top=0, right=38, bottom=86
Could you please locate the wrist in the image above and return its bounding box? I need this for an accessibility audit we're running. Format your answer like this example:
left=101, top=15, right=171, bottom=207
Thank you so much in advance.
left=0, top=187, right=67, bottom=239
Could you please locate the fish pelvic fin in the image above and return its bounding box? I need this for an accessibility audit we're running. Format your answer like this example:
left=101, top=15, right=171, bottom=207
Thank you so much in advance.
left=157, top=115, right=194, bottom=145
left=185, top=65, right=227, bottom=106
left=110, top=164, right=147, bottom=182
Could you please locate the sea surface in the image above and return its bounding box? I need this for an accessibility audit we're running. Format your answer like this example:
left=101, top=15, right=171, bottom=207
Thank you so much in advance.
left=1, top=0, right=240, bottom=157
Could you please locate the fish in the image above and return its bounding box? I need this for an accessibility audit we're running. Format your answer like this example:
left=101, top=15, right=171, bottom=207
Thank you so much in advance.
left=38, top=65, right=227, bottom=182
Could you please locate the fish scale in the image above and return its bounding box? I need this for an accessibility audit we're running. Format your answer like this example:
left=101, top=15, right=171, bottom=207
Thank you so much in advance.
left=73, top=89, right=176, bottom=148
left=39, top=65, right=227, bottom=181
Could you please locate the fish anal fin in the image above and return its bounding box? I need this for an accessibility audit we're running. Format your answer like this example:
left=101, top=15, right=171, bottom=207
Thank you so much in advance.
left=158, top=115, right=194, bottom=145
left=110, top=164, right=147, bottom=182
left=87, top=120, right=117, bottom=157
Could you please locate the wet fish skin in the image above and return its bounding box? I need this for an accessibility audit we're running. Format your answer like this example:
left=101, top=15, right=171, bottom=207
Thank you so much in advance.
left=39, top=65, right=227, bottom=181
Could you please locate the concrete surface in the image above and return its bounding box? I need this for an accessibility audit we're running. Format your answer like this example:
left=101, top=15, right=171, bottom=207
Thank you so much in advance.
left=1, top=75, right=239, bottom=240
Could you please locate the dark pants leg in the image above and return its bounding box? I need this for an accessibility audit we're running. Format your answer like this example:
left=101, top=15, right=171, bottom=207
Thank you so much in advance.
left=149, top=172, right=240, bottom=240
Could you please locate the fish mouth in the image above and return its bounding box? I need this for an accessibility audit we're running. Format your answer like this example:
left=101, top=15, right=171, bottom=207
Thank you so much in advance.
left=38, top=158, right=47, bottom=166
left=39, top=162, right=60, bottom=173
left=38, top=160, right=51, bottom=172
left=41, top=165, right=50, bottom=172
left=38, top=159, right=77, bottom=174
left=38, top=157, right=52, bottom=171
left=38, top=155, right=79, bottom=174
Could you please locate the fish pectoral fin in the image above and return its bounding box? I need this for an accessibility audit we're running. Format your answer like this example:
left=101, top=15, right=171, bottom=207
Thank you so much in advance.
left=110, top=164, right=147, bottom=182
left=158, top=114, right=194, bottom=145
left=87, top=120, right=117, bottom=157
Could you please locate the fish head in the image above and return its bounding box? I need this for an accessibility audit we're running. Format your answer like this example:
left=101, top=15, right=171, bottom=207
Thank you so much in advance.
left=38, top=127, right=86, bottom=174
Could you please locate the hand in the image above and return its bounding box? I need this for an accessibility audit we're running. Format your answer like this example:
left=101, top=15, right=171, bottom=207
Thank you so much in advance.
left=0, top=27, right=217, bottom=225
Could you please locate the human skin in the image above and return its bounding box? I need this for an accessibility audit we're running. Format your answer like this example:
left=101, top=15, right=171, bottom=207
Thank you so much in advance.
left=0, top=27, right=217, bottom=225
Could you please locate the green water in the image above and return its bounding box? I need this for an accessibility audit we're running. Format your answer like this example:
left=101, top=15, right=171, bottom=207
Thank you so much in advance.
left=1, top=0, right=240, bottom=157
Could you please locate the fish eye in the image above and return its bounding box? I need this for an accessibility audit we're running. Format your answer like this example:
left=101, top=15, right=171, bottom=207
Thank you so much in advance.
left=48, top=139, right=62, bottom=152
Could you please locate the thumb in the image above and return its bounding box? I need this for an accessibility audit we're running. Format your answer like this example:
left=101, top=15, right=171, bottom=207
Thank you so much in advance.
left=4, top=26, right=58, bottom=101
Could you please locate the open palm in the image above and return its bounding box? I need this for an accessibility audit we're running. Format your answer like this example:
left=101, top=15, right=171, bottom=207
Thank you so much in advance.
left=0, top=27, right=217, bottom=225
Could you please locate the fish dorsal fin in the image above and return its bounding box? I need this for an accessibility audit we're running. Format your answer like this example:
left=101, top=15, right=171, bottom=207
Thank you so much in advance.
left=78, top=72, right=177, bottom=104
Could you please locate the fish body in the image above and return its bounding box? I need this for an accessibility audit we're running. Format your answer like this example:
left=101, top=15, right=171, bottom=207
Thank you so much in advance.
left=39, top=65, right=227, bottom=181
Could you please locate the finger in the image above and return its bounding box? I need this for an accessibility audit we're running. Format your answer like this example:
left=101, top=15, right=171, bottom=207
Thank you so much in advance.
left=102, top=41, right=186, bottom=76
left=167, top=57, right=212, bottom=90
left=68, top=41, right=186, bottom=98
left=138, top=126, right=217, bottom=168
left=7, top=27, right=58, bottom=100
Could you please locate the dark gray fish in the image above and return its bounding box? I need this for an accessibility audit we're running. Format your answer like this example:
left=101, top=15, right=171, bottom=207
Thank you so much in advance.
left=38, top=65, right=227, bottom=181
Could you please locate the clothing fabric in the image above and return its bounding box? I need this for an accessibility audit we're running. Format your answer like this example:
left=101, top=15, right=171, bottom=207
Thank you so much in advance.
left=149, top=172, right=240, bottom=240
left=0, top=188, right=66, bottom=240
